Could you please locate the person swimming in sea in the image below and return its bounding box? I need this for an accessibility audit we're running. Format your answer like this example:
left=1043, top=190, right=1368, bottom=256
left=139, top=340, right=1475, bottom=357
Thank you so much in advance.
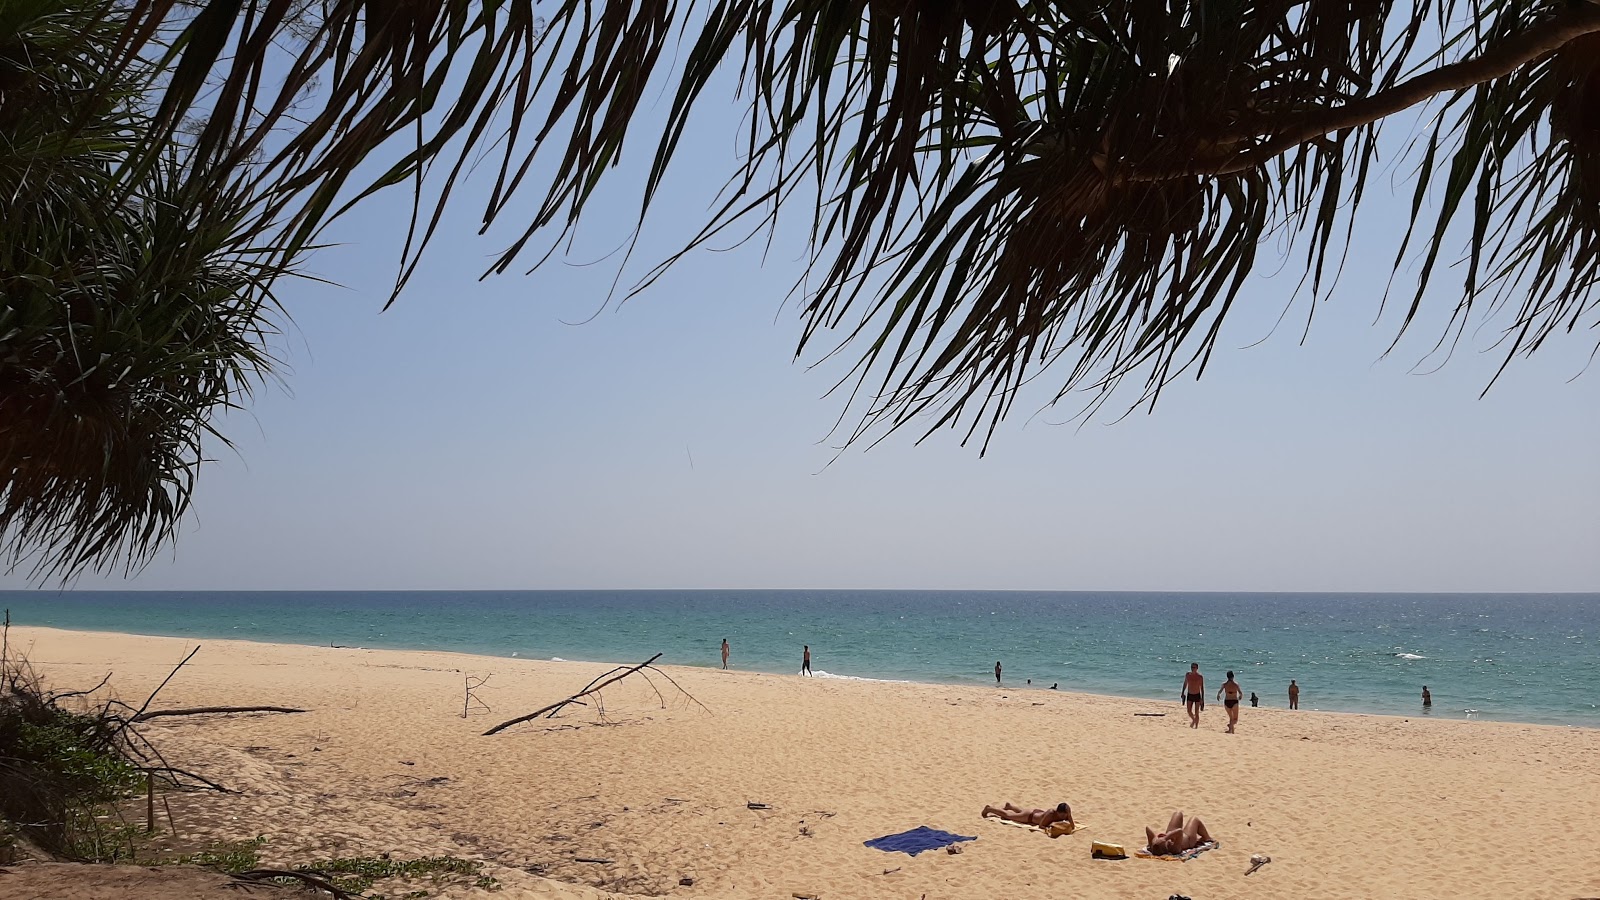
left=982, top=801, right=1073, bottom=829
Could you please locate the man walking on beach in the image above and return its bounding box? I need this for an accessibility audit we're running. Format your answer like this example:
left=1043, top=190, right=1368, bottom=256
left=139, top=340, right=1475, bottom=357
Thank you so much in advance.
left=721, top=638, right=730, bottom=670
left=1288, top=679, right=1300, bottom=709
left=802, top=645, right=812, bottom=676
left=1182, top=664, right=1205, bottom=729
left=995, top=661, right=1002, bottom=686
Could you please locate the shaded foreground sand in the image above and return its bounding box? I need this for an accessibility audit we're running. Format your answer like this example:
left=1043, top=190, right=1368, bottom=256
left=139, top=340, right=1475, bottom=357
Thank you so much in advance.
left=6, top=627, right=1599, bottom=900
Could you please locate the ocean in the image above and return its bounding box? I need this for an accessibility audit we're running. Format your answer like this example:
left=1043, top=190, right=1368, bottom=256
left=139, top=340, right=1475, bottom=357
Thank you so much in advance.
left=3, top=590, right=1595, bottom=727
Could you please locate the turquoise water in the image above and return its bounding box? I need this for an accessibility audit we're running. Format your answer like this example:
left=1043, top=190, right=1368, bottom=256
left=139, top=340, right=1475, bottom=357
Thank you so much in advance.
left=4, top=590, right=1596, bottom=727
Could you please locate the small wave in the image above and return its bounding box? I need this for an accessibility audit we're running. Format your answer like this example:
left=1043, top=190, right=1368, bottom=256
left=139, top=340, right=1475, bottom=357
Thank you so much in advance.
left=550, top=656, right=568, bottom=662
left=808, top=670, right=905, bottom=683
left=1394, top=653, right=1426, bottom=660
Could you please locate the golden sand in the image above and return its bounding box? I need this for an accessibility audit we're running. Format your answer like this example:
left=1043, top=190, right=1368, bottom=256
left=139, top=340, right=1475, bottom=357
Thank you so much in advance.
left=7, top=626, right=1599, bottom=899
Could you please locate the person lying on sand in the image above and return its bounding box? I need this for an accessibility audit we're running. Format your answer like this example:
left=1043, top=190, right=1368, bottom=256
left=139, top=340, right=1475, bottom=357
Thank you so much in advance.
left=981, top=802, right=1074, bottom=829
left=1145, top=810, right=1213, bottom=855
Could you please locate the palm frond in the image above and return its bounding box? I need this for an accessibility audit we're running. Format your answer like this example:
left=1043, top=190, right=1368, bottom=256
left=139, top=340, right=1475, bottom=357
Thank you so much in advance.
left=1, top=0, right=285, bottom=580
left=102, top=0, right=1600, bottom=455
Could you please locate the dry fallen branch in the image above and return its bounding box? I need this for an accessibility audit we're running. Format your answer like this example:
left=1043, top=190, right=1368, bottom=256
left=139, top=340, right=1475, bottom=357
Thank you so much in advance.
left=114, top=646, right=199, bottom=739
left=48, top=671, right=114, bottom=703
left=485, top=654, right=709, bottom=735
left=143, top=765, right=234, bottom=794
left=133, top=705, right=305, bottom=722
left=462, top=674, right=492, bottom=718
left=230, top=869, right=360, bottom=899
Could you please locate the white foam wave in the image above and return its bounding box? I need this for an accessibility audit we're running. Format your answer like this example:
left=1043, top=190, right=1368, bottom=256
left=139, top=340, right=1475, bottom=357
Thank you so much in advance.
left=550, top=657, right=569, bottom=662
left=1394, top=653, right=1426, bottom=660
left=807, top=670, right=906, bottom=683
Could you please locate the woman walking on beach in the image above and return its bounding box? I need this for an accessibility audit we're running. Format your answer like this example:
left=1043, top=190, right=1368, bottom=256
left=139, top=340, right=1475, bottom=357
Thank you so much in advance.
left=801, top=645, right=812, bottom=676
left=1217, top=671, right=1243, bottom=733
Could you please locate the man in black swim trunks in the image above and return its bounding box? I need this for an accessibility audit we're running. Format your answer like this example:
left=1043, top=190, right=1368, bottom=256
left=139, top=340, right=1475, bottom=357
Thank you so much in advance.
left=1217, top=670, right=1243, bottom=734
left=1181, top=664, right=1205, bottom=729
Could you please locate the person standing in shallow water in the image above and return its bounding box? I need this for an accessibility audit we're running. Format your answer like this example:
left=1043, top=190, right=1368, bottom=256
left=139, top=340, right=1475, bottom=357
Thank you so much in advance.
left=995, top=661, right=1002, bottom=686
left=801, top=645, right=812, bottom=676
left=1288, top=679, right=1300, bottom=710
left=720, top=638, right=729, bottom=670
left=1422, top=685, right=1431, bottom=708
left=1181, top=664, right=1205, bottom=729
left=1249, top=692, right=1259, bottom=708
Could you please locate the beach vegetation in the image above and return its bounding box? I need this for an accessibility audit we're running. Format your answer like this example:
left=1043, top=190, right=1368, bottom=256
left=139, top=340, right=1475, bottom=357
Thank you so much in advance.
left=171, top=839, right=491, bottom=898
left=300, top=854, right=486, bottom=895
left=174, top=834, right=268, bottom=873
left=0, top=625, right=144, bottom=859
left=0, top=0, right=289, bottom=581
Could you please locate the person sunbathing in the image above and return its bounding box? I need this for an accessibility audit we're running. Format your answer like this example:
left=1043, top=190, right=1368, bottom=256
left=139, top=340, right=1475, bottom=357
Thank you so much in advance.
left=1145, top=810, right=1213, bottom=855
left=981, top=801, right=1074, bottom=828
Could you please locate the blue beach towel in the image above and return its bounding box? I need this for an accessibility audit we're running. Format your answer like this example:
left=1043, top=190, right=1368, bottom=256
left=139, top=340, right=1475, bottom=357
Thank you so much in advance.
left=863, top=826, right=977, bottom=856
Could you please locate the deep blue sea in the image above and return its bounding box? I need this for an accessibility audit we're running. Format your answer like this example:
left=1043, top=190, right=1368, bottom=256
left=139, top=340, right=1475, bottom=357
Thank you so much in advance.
left=3, top=590, right=1595, bottom=727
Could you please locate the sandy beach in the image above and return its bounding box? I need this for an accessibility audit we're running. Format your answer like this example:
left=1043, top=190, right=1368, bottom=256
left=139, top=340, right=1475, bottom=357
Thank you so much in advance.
left=6, top=626, right=1599, bottom=900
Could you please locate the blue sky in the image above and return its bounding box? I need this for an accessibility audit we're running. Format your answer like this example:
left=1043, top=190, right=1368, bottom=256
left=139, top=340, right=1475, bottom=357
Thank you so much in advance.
left=8, top=58, right=1599, bottom=592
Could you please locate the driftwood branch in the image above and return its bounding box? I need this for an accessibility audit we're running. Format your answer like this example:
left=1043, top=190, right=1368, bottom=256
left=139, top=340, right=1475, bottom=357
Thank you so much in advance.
left=230, top=869, right=361, bottom=899
left=640, top=664, right=712, bottom=715
left=462, top=674, right=492, bottom=718
left=115, top=645, right=199, bottom=737
left=133, top=705, right=305, bottom=721
left=143, top=765, right=235, bottom=793
left=49, top=671, right=114, bottom=702
left=485, top=653, right=721, bottom=735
